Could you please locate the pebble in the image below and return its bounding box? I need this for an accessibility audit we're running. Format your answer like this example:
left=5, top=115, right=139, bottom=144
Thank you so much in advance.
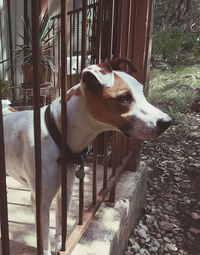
left=159, top=221, right=174, bottom=232
left=131, top=243, right=140, bottom=252
left=191, top=212, right=200, bottom=220
left=125, top=251, right=134, bottom=255
left=149, top=247, right=158, bottom=253
left=163, top=236, right=171, bottom=243
left=189, top=227, right=200, bottom=235
left=165, top=243, right=178, bottom=251
left=139, top=248, right=150, bottom=255
left=137, top=229, right=147, bottom=239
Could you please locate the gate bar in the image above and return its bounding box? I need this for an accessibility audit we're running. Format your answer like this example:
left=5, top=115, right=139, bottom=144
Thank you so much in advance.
left=78, top=0, right=88, bottom=226
left=96, top=0, right=103, bottom=63
left=0, top=100, right=10, bottom=255
left=6, top=0, right=14, bottom=86
left=60, top=0, right=68, bottom=251
left=92, top=139, right=98, bottom=205
left=60, top=152, right=132, bottom=255
left=31, top=1, right=44, bottom=254
left=81, top=0, right=87, bottom=71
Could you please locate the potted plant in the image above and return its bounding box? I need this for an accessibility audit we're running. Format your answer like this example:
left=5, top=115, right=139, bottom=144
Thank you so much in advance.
left=13, top=11, right=58, bottom=88
left=0, top=79, right=12, bottom=99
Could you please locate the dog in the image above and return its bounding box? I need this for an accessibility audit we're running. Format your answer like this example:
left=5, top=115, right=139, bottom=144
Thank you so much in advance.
left=3, top=59, right=172, bottom=255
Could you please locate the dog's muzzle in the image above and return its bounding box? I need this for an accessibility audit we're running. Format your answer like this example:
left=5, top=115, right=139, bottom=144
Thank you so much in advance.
left=156, top=116, right=172, bottom=135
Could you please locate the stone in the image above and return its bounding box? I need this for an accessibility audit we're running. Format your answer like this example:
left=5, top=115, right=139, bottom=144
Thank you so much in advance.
left=131, top=243, right=140, bottom=253
left=139, top=238, right=146, bottom=245
left=164, top=203, right=173, bottom=212
left=159, top=221, right=174, bottom=232
left=138, top=223, right=149, bottom=232
left=165, top=243, right=178, bottom=251
left=125, top=251, right=134, bottom=255
left=139, top=248, right=150, bottom=255
left=149, top=247, right=158, bottom=253
left=137, top=229, right=147, bottom=239
left=163, top=236, right=171, bottom=243
left=189, top=227, right=200, bottom=235
left=128, top=237, right=135, bottom=246
left=190, top=212, right=200, bottom=220
left=152, top=239, right=161, bottom=248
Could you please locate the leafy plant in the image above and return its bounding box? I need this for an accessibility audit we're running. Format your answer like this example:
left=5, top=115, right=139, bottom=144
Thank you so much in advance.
left=0, top=80, right=12, bottom=98
left=13, top=11, right=58, bottom=75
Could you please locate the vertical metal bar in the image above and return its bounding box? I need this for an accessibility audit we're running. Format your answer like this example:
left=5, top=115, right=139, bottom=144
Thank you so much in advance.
left=6, top=0, right=14, bottom=88
left=0, top=100, right=10, bottom=255
left=31, top=1, right=43, bottom=254
left=78, top=0, right=88, bottom=226
left=76, top=12, right=79, bottom=72
left=0, top=12, right=5, bottom=79
left=81, top=0, right=87, bottom=70
left=107, top=0, right=115, bottom=60
left=69, top=14, right=72, bottom=87
left=60, top=0, right=68, bottom=251
left=78, top=178, right=84, bottom=225
left=53, top=21, right=56, bottom=86
left=57, top=17, right=61, bottom=95
left=103, top=133, right=108, bottom=189
left=96, top=0, right=103, bottom=63
left=92, top=139, right=98, bottom=205
left=109, top=132, right=117, bottom=203
left=108, top=0, right=116, bottom=203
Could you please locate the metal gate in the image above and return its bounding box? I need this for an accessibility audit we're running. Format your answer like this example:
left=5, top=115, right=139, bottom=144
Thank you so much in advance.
left=0, top=0, right=154, bottom=254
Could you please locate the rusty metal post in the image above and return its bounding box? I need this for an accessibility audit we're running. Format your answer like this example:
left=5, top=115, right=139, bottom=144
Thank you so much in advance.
left=0, top=100, right=10, bottom=255
left=31, top=1, right=43, bottom=254
left=6, top=0, right=14, bottom=89
left=77, top=0, right=88, bottom=226
left=60, top=0, right=68, bottom=251
left=107, top=0, right=116, bottom=203
left=96, top=0, right=103, bottom=63
left=81, top=0, right=87, bottom=70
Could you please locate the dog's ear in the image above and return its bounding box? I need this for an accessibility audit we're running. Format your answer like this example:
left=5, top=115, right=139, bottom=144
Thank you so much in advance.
left=109, top=58, right=137, bottom=73
left=82, top=63, right=114, bottom=91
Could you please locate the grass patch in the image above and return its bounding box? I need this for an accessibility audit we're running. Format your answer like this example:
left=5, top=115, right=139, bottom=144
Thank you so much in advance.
left=148, top=65, right=200, bottom=138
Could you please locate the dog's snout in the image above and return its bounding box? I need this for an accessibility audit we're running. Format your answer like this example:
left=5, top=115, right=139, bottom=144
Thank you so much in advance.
left=156, top=117, right=172, bottom=133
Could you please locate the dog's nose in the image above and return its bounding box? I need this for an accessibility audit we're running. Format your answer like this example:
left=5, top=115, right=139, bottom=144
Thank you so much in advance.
left=156, top=117, right=172, bottom=133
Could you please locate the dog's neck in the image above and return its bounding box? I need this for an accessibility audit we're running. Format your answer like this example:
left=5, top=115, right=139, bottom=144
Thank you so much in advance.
left=51, top=84, right=114, bottom=153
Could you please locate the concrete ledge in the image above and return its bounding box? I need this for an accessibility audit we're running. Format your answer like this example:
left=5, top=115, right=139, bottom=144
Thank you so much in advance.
left=71, top=162, right=147, bottom=255
left=1, top=162, right=147, bottom=255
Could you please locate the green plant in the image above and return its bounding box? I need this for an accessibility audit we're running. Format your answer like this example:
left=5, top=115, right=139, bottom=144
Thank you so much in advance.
left=0, top=80, right=12, bottom=98
left=13, top=11, right=58, bottom=76
left=152, top=28, right=200, bottom=66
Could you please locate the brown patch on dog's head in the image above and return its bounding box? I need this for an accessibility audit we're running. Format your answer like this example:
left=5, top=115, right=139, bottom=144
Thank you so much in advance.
left=109, top=58, right=137, bottom=73
left=83, top=71, right=134, bottom=132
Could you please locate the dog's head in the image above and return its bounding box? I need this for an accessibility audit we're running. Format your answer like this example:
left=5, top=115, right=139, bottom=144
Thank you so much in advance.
left=81, top=59, right=172, bottom=140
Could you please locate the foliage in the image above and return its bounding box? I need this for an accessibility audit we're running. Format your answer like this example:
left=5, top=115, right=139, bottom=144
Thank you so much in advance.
left=0, top=80, right=12, bottom=98
left=149, top=65, right=200, bottom=136
left=152, top=0, right=200, bottom=67
left=152, top=28, right=200, bottom=66
left=13, top=12, right=58, bottom=74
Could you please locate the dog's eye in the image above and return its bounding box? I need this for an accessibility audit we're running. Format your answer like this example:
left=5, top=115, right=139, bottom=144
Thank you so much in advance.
left=117, top=94, right=133, bottom=104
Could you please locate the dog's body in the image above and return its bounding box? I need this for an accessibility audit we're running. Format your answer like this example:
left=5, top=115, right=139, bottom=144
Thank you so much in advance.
left=3, top=61, right=172, bottom=255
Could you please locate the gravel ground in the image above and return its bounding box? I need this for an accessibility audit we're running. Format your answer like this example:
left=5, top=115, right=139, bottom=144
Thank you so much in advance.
left=124, top=113, right=200, bottom=255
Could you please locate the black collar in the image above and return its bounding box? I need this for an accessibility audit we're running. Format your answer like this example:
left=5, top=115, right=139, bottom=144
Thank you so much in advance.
left=44, top=105, right=87, bottom=165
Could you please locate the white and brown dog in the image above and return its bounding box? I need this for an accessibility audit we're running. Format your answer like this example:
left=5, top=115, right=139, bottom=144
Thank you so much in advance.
left=3, top=59, right=172, bottom=254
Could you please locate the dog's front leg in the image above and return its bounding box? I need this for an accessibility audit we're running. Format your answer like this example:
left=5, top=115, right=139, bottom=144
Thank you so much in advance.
left=31, top=193, right=52, bottom=255
left=55, top=166, right=76, bottom=252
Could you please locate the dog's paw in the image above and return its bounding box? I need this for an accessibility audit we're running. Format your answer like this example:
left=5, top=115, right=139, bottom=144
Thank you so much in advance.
left=43, top=250, right=51, bottom=255
left=55, top=234, right=62, bottom=253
